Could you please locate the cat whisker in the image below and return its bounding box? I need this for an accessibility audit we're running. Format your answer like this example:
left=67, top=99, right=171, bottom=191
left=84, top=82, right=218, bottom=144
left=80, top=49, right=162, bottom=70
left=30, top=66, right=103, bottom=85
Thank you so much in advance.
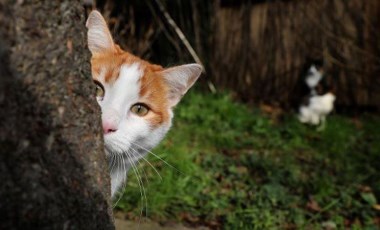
left=111, top=139, right=163, bottom=223
left=130, top=147, right=163, bottom=181
left=125, top=150, right=147, bottom=225
left=108, top=153, right=117, bottom=174
left=138, top=159, right=151, bottom=189
left=112, top=154, right=124, bottom=208
left=131, top=142, right=185, bottom=176
left=112, top=137, right=162, bottom=181
left=111, top=139, right=147, bottom=218
left=132, top=150, right=152, bottom=224
left=110, top=141, right=132, bottom=208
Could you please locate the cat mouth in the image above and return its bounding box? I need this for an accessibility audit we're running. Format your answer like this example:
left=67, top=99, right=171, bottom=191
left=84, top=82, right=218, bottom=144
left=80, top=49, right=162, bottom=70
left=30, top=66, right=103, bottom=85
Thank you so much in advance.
left=104, top=131, right=117, bottom=136
left=104, top=141, right=126, bottom=155
left=103, top=133, right=132, bottom=154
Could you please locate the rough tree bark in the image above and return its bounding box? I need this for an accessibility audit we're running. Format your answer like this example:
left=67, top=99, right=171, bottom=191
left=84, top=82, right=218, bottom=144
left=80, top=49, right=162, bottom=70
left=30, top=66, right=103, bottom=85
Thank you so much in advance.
left=0, top=1, right=114, bottom=229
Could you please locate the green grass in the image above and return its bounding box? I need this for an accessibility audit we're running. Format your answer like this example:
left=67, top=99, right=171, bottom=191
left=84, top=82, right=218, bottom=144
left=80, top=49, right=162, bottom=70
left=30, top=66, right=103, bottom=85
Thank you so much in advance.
left=116, top=90, right=380, bottom=229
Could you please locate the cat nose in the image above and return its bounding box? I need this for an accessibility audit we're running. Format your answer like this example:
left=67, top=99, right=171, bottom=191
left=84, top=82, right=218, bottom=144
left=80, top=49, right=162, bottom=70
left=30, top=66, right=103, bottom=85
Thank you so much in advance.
left=102, top=121, right=117, bottom=134
left=102, top=108, right=121, bottom=134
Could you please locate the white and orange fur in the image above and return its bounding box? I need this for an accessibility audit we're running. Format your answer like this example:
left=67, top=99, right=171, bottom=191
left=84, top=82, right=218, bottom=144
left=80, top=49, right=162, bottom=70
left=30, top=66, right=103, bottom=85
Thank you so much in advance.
left=86, top=11, right=202, bottom=197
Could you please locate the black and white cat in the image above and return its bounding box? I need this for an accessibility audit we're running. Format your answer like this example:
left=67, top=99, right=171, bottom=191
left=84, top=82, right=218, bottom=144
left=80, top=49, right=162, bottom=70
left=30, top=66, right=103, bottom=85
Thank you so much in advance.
left=298, top=64, right=336, bottom=128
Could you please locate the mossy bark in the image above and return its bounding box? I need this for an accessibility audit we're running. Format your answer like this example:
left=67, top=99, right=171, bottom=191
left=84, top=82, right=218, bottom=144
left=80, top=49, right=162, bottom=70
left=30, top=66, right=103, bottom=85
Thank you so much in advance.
left=0, top=1, right=114, bottom=229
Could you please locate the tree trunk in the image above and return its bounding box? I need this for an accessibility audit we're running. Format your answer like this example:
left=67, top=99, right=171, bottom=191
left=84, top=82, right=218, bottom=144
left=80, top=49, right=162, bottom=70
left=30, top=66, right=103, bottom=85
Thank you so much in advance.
left=0, top=1, right=114, bottom=229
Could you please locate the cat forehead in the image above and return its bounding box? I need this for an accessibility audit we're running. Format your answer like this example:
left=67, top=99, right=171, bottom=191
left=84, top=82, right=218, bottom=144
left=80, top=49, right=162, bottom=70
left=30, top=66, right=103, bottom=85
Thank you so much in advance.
left=91, top=52, right=163, bottom=83
left=92, top=54, right=138, bottom=83
left=93, top=62, right=142, bottom=84
left=109, top=63, right=142, bottom=108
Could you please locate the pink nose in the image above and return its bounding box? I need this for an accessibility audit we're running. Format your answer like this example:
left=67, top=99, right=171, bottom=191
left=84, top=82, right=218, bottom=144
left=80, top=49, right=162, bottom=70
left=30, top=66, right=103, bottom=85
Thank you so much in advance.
left=102, top=121, right=117, bottom=134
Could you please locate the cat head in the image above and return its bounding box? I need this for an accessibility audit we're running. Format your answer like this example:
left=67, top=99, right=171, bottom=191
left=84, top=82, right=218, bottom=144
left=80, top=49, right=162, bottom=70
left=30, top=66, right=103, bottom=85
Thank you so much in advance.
left=86, top=11, right=202, bottom=157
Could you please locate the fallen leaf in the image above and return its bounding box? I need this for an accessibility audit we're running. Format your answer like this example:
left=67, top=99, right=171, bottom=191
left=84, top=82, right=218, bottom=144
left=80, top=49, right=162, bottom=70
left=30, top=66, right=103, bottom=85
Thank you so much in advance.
left=236, top=166, right=248, bottom=174
left=358, top=185, right=372, bottom=193
left=321, top=220, right=337, bottom=229
left=307, top=197, right=321, bottom=212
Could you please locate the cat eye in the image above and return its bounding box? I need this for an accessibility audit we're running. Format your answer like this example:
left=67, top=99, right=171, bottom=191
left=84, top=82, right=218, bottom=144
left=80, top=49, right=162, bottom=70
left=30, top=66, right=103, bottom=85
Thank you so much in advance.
left=130, top=103, right=149, bottom=117
left=94, top=80, right=105, bottom=100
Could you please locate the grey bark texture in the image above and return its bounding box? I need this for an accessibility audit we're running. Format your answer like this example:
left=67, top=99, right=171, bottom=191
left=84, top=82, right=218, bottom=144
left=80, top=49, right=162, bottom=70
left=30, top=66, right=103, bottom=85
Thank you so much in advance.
left=0, top=1, right=114, bottom=229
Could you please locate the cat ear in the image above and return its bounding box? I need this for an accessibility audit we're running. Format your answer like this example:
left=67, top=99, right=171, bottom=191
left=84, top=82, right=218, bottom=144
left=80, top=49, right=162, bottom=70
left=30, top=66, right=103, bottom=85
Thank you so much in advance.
left=86, top=10, right=115, bottom=55
left=160, top=64, right=203, bottom=107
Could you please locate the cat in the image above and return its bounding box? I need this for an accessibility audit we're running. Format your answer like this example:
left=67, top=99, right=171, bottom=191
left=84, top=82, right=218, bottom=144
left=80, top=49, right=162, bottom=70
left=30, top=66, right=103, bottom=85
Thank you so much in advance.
left=298, top=92, right=336, bottom=126
left=86, top=10, right=202, bottom=197
left=305, top=65, right=323, bottom=96
left=298, top=64, right=335, bottom=129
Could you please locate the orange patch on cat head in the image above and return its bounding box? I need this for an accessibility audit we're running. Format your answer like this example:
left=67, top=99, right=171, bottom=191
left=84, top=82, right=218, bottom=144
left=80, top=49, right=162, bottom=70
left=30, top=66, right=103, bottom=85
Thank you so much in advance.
left=139, top=69, right=171, bottom=128
left=91, top=45, right=163, bottom=82
left=91, top=50, right=134, bottom=83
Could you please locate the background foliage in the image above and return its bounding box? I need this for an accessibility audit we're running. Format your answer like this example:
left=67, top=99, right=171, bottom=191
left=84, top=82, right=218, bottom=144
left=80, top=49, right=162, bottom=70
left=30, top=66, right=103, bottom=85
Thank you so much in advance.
left=116, top=90, right=380, bottom=229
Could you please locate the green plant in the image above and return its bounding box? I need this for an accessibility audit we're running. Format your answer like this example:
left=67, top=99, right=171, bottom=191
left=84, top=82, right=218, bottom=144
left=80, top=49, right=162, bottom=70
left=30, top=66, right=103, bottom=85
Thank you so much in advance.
left=116, top=90, right=380, bottom=229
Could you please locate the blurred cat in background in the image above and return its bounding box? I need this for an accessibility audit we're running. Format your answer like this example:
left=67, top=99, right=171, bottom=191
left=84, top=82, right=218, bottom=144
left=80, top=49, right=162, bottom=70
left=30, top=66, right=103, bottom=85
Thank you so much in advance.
left=298, top=64, right=336, bottom=130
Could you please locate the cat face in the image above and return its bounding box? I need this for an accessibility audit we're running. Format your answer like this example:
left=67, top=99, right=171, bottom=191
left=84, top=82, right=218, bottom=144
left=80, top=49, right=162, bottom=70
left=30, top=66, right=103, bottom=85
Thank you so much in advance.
left=86, top=11, right=202, bottom=159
